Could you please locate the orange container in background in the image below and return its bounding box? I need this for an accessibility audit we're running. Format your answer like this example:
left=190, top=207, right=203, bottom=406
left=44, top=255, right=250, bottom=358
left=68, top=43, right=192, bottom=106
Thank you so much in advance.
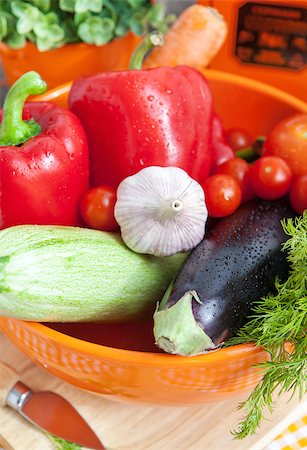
left=0, top=33, right=140, bottom=88
left=199, top=0, right=307, bottom=102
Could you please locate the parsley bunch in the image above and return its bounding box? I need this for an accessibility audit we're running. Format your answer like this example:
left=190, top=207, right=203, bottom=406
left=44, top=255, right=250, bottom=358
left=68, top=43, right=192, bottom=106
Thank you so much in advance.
left=0, top=0, right=175, bottom=51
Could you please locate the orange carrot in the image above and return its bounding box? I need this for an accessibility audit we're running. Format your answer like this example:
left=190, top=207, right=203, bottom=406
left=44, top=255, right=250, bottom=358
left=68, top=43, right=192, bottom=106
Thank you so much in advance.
left=144, top=5, right=227, bottom=69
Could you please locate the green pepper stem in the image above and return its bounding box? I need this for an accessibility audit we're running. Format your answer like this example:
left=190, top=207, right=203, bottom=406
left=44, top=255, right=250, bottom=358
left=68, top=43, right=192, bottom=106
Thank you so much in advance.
left=129, top=32, right=164, bottom=70
left=0, top=71, right=47, bottom=146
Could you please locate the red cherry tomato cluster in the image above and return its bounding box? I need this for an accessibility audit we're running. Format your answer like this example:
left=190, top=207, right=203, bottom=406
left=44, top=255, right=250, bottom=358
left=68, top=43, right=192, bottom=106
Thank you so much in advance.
left=203, top=118, right=307, bottom=218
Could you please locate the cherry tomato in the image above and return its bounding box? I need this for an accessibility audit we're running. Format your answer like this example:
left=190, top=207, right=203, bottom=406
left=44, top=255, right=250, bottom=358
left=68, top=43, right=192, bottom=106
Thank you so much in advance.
left=80, top=185, right=117, bottom=231
left=249, top=156, right=292, bottom=200
left=289, top=175, right=307, bottom=214
left=215, top=157, right=255, bottom=203
left=263, top=114, right=307, bottom=176
left=202, top=174, right=242, bottom=218
left=225, top=128, right=253, bottom=151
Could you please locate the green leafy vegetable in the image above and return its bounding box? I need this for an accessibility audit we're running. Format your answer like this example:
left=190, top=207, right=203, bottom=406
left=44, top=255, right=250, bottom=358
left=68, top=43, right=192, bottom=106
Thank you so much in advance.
left=6, top=31, right=25, bottom=48
left=75, top=0, right=103, bottom=14
left=77, top=16, right=115, bottom=45
left=29, top=0, right=51, bottom=13
left=229, top=212, right=307, bottom=439
left=59, top=0, right=76, bottom=13
left=0, top=0, right=175, bottom=51
left=0, top=15, right=8, bottom=39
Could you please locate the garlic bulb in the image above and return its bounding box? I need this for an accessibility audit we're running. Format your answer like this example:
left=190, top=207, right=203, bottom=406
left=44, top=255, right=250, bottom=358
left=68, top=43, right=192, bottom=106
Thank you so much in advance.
left=114, top=166, right=208, bottom=257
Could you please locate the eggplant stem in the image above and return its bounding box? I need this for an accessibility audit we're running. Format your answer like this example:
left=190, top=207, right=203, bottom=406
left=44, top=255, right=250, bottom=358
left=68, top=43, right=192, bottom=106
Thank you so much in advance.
left=153, top=291, right=215, bottom=356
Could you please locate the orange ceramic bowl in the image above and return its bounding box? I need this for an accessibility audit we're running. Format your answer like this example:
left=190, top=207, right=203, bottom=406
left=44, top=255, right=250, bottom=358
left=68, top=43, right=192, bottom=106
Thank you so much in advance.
left=1, top=70, right=307, bottom=406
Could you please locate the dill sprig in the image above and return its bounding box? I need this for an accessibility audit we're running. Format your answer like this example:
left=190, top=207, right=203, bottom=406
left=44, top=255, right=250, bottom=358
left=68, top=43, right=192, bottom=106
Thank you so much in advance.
left=228, top=212, right=307, bottom=439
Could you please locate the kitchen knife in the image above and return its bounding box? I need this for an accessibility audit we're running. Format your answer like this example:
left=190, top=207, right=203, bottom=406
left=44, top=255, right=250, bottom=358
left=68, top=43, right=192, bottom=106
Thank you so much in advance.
left=0, top=361, right=104, bottom=450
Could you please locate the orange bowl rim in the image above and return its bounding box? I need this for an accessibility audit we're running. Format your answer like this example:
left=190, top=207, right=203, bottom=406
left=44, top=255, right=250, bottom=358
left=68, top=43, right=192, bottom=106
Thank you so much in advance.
left=4, top=318, right=263, bottom=367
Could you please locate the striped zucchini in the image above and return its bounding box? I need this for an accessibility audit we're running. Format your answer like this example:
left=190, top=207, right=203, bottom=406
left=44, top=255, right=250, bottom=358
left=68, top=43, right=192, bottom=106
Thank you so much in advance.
left=0, top=225, right=186, bottom=322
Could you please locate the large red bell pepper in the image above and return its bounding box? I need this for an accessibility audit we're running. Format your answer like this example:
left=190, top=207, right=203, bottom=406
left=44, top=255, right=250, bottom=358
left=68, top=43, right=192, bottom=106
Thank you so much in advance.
left=69, top=33, right=214, bottom=188
left=0, top=71, right=89, bottom=228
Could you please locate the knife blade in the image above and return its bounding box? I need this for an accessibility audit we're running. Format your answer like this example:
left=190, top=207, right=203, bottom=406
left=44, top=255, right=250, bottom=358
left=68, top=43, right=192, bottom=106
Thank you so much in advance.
left=0, top=361, right=104, bottom=449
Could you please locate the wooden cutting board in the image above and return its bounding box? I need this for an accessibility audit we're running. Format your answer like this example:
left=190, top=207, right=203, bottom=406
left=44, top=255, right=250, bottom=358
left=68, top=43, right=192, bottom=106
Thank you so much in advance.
left=0, top=332, right=306, bottom=450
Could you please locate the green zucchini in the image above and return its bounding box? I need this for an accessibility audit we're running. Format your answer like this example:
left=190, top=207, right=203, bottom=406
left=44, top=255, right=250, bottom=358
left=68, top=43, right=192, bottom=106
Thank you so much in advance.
left=0, top=225, right=186, bottom=322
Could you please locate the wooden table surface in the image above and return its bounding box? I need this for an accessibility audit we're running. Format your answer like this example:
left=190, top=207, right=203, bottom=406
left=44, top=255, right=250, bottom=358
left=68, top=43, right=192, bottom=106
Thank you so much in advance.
left=0, top=332, right=306, bottom=450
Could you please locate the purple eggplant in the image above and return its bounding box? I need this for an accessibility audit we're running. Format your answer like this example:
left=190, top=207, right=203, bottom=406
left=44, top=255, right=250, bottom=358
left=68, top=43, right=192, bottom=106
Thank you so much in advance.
left=153, top=200, right=295, bottom=356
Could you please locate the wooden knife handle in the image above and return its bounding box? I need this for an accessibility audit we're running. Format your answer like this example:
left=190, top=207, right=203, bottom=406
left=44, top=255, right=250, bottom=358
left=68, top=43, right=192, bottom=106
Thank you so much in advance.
left=0, top=361, right=19, bottom=407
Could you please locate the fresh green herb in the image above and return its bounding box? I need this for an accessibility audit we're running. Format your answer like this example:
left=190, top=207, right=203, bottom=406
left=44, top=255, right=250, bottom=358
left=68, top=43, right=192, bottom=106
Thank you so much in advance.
left=228, top=212, right=307, bottom=439
left=0, top=0, right=174, bottom=51
left=48, top=434, right=81, bottom=450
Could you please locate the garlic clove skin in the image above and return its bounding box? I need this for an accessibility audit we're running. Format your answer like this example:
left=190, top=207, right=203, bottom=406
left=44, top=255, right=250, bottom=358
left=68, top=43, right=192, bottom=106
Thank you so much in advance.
left=114, top=166, right=208, bottom=257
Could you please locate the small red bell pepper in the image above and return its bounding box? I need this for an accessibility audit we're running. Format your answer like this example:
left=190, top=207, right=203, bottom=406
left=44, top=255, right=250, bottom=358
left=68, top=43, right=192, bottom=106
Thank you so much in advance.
left=69, top=33, right=214, bottom=188
left=211, top=114, right=235, bottom=172
left=0, top=71, right=89, bottom=228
